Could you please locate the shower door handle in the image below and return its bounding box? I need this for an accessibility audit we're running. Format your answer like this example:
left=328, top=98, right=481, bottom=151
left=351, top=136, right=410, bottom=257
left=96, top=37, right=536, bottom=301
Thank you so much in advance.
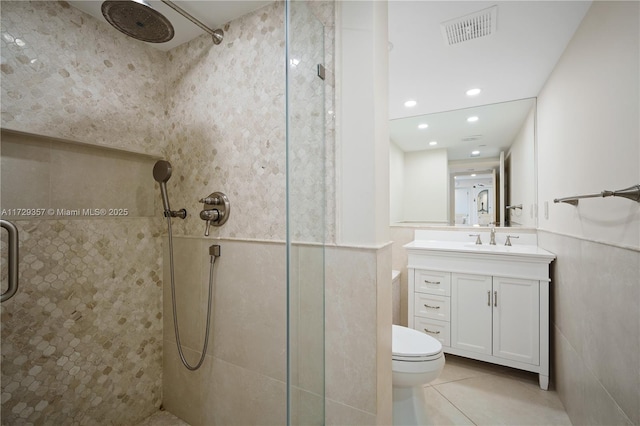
left=1, top=220, right=19, bottom=302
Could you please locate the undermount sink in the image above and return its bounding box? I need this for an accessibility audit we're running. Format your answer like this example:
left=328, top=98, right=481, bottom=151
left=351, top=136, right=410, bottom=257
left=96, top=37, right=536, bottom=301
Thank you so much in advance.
left=462, top=243, right=537, bottom=253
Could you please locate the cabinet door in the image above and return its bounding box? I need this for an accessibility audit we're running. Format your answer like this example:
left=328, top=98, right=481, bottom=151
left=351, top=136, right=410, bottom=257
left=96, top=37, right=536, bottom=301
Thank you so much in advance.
left=451, top=273, right=492, bottom=355
left=492, top=277, right=540, bottom=365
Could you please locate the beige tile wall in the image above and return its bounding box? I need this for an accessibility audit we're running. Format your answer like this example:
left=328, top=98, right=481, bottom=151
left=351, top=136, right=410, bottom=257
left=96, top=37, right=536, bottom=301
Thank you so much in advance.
left=539, top=231, right=639, bottom=425
left=162, top=238, right=288, bottom=425
left=162, top=238, right=390, bottom=425
left=1, top=130, right=157, bottom=219
left=324, top=244, right=392, bottom=424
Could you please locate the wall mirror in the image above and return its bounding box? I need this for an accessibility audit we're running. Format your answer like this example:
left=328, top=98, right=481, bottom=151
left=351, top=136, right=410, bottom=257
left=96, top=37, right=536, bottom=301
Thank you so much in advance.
left=387, top=1, right=591, bottom=230
left=390, top=97, right=537, bottom=227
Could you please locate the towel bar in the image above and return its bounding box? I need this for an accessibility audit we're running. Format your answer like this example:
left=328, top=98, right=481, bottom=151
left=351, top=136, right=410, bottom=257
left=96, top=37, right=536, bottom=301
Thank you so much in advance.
left=554, top=184, right=640, bottom=206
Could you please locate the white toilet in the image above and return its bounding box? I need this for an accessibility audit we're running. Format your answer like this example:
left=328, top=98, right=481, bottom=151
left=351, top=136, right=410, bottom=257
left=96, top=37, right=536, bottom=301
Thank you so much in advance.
left=392, top=324, right=445, bottom=425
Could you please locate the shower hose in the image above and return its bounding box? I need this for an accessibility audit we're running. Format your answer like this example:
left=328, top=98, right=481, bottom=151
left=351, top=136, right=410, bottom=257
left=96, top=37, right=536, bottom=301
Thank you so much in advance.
left=165, top=216, right=215, bottom=371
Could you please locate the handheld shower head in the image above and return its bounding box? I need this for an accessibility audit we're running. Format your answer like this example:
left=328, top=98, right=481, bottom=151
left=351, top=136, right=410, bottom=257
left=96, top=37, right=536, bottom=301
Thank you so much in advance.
left=153, top=160, right=172, bottom=183
left=153, top=160, right=186, bottom=219
left=153, top=160, right=172, bottom=213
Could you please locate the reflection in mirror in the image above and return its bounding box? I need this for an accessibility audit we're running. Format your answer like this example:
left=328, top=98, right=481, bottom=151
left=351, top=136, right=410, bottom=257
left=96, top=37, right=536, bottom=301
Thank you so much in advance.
left=390, top=98, right=537, bottom=227
left=453, top=170, right=497, bottom=226
left=477, top=190, right=489, bottom=213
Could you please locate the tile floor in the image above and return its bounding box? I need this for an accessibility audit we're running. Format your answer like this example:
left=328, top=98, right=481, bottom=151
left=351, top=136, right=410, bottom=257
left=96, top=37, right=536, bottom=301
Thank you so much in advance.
left=423, top=354, right=571, bottom=425
left=138, top=354, right=571, bottom=425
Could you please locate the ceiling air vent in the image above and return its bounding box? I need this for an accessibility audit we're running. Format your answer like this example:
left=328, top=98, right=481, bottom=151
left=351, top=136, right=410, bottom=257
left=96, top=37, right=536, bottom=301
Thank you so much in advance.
left=441, top=6, right=497, bottom=46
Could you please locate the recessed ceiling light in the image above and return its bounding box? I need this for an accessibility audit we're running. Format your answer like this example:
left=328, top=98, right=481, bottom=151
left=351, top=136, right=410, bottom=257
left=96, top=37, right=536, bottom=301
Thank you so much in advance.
left=418, top=123, right=429, bottom=129
left=429, top=141, right=438, bottom=146
left=404, top=100, right=417, bottom=108
left=467, top=116, right=479, bottom=123
left=471, top=174, right=477, bottom=177
left=466, top=88, right=481, bottom=96
left=471, top=150, right=480, bottom=156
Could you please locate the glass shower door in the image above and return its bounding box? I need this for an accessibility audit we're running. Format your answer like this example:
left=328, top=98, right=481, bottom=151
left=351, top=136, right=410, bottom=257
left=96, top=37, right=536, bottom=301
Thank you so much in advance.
left=285, top=1, right=326, bottom=424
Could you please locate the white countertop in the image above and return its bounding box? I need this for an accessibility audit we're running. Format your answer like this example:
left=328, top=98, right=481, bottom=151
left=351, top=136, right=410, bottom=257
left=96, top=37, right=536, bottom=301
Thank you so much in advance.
left=404, top=240, right=556, bottom=260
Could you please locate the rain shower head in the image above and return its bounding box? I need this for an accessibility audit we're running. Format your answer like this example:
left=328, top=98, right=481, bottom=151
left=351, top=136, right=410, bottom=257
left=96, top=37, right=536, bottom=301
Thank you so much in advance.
left=102, top=0, right=175, bottom=43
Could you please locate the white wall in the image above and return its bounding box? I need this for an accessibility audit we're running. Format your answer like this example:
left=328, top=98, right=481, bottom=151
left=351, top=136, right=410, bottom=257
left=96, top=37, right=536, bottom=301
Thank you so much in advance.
left=536, top=2, right=639, bottom=425
left=389, top=141, right=405, bottom=223
left=402, top=148, right=448, bottom=223
left=537, top=2, right=639, bottom=248
left=507, top=105, right=536, bottom=227
left=338, top=0, right=390, bottom=246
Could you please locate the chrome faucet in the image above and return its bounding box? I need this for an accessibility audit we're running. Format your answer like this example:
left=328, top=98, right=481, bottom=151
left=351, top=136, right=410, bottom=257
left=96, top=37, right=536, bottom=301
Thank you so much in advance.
left=469, top=233, right=482, bottom=245
left=489, top=223, right=497, bottom=245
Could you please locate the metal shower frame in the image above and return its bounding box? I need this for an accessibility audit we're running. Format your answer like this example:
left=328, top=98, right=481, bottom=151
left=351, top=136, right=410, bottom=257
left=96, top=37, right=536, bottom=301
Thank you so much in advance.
left=161, top=0, right=224, bottom=44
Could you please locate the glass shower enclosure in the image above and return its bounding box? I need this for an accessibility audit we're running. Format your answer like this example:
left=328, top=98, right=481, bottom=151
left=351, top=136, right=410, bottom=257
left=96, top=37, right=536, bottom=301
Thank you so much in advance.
left=285, top=0, right=328, bottom=424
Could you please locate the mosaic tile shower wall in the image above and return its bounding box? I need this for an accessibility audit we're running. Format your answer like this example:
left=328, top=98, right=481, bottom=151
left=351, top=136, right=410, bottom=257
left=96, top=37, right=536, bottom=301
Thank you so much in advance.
left=162, top=1, right=288, bottom=241
left=0, top=1, right=168, bottom=153
left=1, top=219, right=163, bottom=426
left=1, top=1, right=167, bottom=424
left=162, top=0, right=335, bottom=243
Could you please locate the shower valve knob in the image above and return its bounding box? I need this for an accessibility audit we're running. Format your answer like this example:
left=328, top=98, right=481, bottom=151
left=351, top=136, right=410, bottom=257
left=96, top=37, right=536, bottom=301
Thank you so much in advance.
left=199, top=192, right=230, bottom=236
left=199, top=196, right=221, bottom=205
left=200, top=209, right=220, bottom=221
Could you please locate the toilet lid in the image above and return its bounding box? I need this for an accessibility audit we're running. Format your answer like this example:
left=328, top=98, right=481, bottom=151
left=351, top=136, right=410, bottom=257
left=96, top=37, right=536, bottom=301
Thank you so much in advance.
left=392, top=325, right=442, bottom=358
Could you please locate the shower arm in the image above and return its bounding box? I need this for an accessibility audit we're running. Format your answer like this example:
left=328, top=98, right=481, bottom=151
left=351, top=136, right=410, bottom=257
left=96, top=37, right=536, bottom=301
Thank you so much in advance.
left=160, top=0, right=224, bottom=45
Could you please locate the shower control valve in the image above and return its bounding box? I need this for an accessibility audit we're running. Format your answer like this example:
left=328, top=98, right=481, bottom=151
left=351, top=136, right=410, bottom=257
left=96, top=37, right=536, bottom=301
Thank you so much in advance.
left=199, top=192, right=230, bottom=236
left=199, top=196, right=222, bottom=205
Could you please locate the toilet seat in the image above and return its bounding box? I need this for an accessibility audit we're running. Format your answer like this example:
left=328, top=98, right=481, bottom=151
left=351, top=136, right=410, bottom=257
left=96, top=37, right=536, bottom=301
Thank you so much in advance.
left=392, top=325, right=442, bottom=362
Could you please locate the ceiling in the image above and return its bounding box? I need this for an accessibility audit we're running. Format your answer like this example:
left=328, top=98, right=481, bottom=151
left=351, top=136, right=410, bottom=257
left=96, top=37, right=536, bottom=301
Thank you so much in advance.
left=67, top=1, right=271, bottom=51
left=389, top=97, right=535, bottom=158
left=388, top=1, right=592, bottom=119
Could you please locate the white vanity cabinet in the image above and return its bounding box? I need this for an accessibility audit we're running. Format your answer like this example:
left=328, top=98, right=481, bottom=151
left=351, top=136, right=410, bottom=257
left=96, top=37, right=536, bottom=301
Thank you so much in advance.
left=406, top=240, right=555, bottom=390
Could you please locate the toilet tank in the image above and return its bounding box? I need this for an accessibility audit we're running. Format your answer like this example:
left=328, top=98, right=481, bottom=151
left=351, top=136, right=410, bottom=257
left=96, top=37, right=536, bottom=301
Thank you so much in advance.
left=392, top=270, right=401, bottom=325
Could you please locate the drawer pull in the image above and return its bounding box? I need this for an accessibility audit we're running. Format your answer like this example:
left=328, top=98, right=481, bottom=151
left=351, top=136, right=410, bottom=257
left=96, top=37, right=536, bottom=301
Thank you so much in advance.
left=424, top=328, right=440, bottom=335
left=424, top=304, right=440, bottom=310
left=487, top=291, right=491, bottom=306
left=424, top=280, right=441, bottom=285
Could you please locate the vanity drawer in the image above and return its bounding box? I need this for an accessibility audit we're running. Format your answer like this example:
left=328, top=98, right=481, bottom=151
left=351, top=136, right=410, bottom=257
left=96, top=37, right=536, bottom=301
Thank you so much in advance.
left=414, top=317, right=450, bottom=347
left=414, top=293, right=450, bottom=321
left=415, top=270, right=451, bottom=296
